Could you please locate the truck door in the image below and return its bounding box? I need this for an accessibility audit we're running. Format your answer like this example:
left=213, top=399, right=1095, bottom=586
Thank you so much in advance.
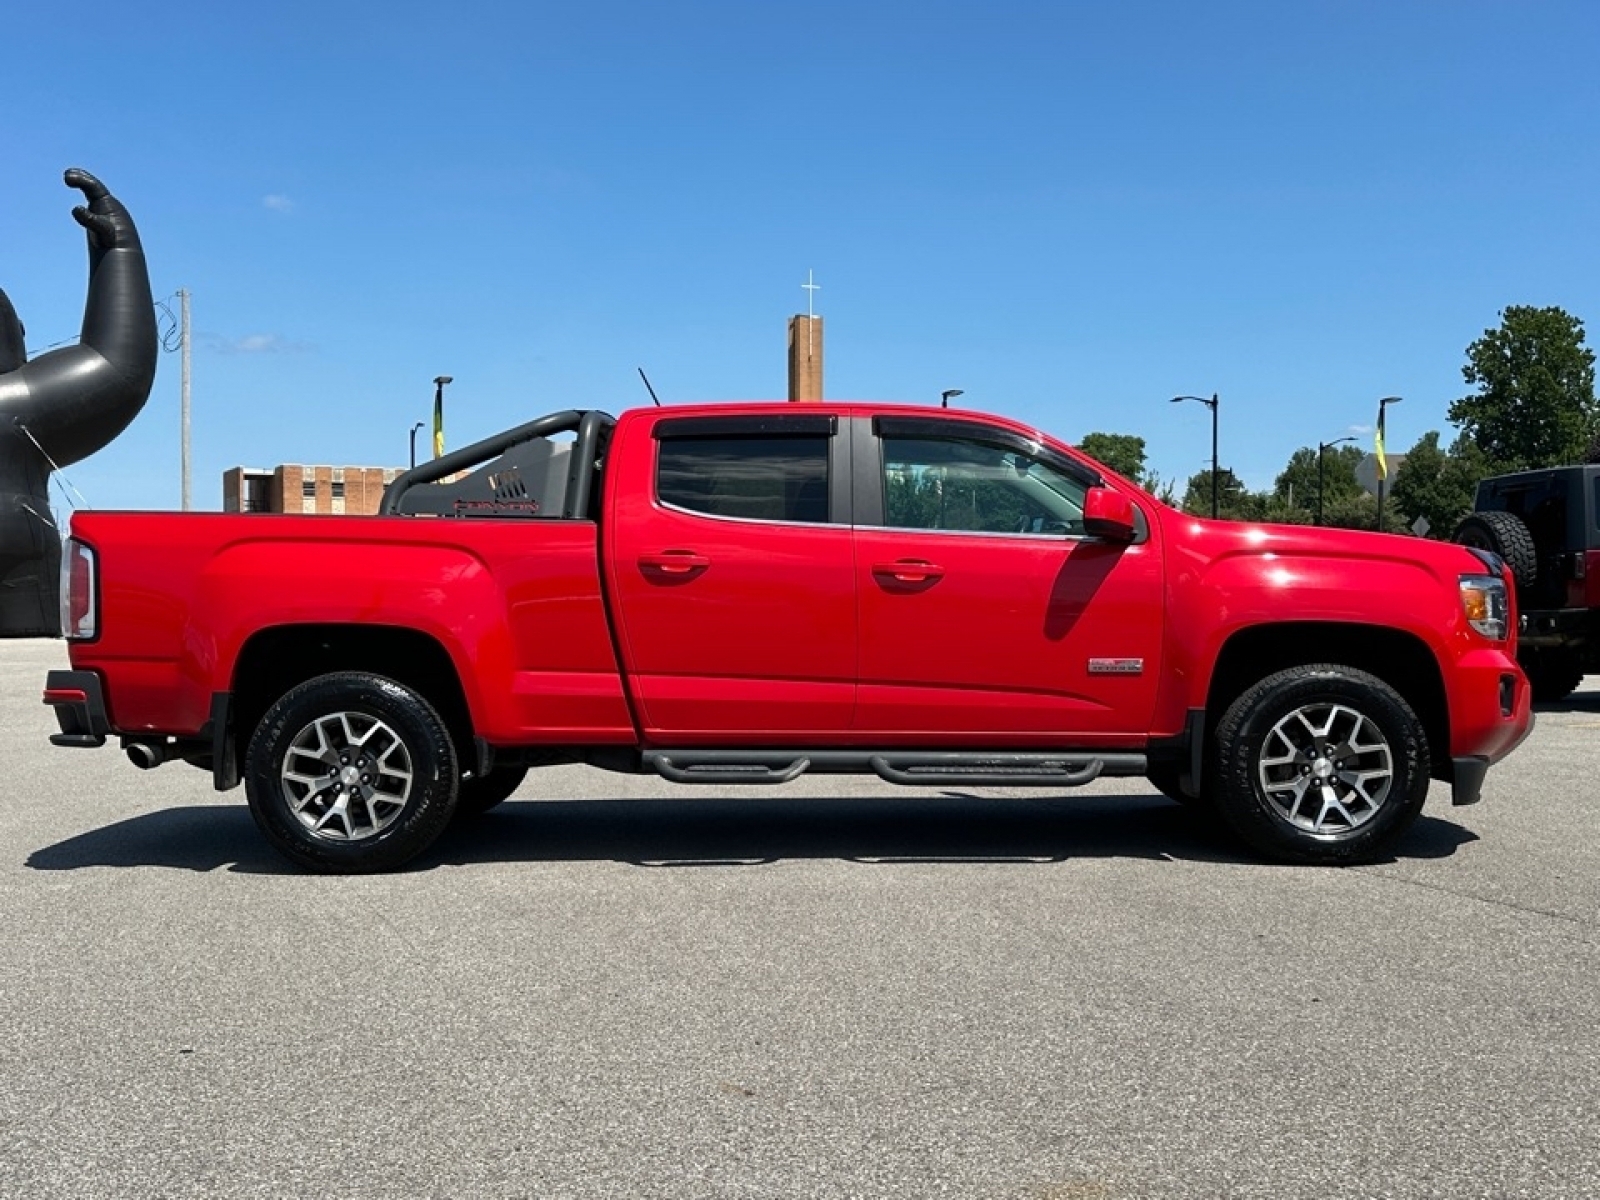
left=852, top=415, right=1164, bottom=741
left=605, top=412, right=857, bottom=741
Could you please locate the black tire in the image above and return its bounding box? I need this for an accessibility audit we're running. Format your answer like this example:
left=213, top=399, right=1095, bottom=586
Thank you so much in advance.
left=1453, top=511, right=1537, bottom=590
left=1213, top=664, right=1429, bottom=865
left=454, top=764, right=528, bottom=817
left=244, top=672, right=459, bottom=873
left=1522, top=650, right=1585, bottom=703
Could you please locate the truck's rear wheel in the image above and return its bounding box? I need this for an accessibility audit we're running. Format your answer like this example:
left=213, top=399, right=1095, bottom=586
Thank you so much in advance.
left=1213, top=665, right=1429, bottom=865
left=244, top=672, right=459, bottom=872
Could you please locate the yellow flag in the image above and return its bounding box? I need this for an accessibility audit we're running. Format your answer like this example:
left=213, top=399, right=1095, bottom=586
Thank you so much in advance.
left=432, top=393, right=444, bottom=459
left=1375, top=405, right=1388, bottom=481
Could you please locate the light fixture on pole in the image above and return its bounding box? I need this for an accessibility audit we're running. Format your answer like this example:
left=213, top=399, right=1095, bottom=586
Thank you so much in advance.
left=1171, top=393, right=1220, bottom=518
left=432, top=375, right=454, bottom=460
left=409, top=422, right=425, bottom=469
left=1316, top=436, right=1357, bottom=526
left=941, top=389, right=964, bottom=409
left=1375, top=395, right=1402, bottom=531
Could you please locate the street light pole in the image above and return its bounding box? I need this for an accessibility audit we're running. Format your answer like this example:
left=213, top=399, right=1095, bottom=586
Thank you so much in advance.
left=432, top=375, right=454, bottom=460
left=1171, top=393, right=1220, bottom=518
left=941, top=389, right=963, bottom=409
left=1316, top=436, right=1357, bottom=526
left=1375, top=395, right=1402, bottom=532
left=409, top=422, right=424, bottom=469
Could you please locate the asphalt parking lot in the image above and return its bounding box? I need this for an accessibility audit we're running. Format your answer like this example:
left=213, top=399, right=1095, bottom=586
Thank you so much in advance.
left=2, top=637, right=1597, bottom=1199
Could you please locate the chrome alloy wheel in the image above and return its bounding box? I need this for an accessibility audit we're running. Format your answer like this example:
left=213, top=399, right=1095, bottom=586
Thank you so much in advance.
left=279, top=711, right=415, bottom=843
left=1256, top=701, right=1393, bottom=835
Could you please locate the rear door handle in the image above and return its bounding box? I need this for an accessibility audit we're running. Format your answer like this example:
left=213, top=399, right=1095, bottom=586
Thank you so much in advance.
left=639, top=551, right=711, bottom=575
left=872, top=560, right=945, bottom=584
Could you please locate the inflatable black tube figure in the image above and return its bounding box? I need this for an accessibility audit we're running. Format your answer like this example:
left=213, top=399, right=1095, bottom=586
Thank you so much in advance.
left=0, top=169, right=157, bottom=635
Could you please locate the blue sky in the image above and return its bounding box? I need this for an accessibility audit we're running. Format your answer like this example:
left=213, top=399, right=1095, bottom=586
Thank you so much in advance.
left=7, top=0, right=1599, bottom=512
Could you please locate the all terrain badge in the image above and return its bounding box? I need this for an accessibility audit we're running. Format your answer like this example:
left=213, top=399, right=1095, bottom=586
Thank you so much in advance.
left=1087, top=658, right=1145, bottom=675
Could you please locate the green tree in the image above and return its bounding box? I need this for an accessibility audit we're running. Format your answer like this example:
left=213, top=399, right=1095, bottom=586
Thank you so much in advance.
left=1320, top=491, right=1382, bottom=531
left=1235, top=487, right=1312, bottom=525
left=1391, top=430, right=1486, bottom=538
left=1077, top=432, right=1148, bottom=482
left=1144, top=475, right=1179, bottom=506
left=1449, top=305, right=1599, bottom=470
left=1179, top=467, right=1251, bottom=518
left=1270, top=447, right=1320, bottom=520
left=1272, top=443, right=1364, bottom=523
left=1076, top=430, right=1181, bottom=501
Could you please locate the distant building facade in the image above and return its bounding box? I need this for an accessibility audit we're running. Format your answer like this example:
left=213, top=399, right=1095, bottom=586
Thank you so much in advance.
left=223, top=465, right=403, bottom=515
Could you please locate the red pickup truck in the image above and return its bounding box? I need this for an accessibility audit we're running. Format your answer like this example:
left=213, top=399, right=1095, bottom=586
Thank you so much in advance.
left=44, top=401, right=1532, bottom=872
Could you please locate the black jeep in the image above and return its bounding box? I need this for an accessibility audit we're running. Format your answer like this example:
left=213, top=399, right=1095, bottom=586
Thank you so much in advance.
left=1453, top=464, right=1600, bottom=701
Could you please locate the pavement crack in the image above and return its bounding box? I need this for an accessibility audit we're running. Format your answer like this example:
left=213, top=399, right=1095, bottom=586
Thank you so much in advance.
left=1364, top=867, right=1599, bottom=939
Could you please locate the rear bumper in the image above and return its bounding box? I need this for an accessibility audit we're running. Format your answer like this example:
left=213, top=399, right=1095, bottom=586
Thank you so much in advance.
left=43, top=669, right=110, bottom=748
left=1518, top=606, right=1599, bottom=651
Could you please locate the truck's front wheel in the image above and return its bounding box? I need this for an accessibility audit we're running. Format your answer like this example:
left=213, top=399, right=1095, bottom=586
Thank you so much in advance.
left=1213, top=665, right=1429, bottom=865
left=244, top=672, right=459, bottom=873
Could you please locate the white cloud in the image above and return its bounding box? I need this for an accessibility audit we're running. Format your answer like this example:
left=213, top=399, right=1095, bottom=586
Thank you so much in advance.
left=262, top=194, right=294, bottom=213
left=201, top=332, right=312, bottom=355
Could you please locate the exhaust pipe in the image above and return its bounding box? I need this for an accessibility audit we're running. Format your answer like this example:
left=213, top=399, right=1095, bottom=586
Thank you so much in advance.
left=125, top=740, right=170, bottom=770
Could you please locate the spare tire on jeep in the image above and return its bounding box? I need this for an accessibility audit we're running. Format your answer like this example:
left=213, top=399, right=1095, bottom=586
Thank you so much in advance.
left=1452, top=510, right=1538, bottom=589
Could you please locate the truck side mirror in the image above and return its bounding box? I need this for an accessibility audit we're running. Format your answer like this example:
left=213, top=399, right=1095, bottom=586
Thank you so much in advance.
left=1082, top=487, right=1136, bottom=543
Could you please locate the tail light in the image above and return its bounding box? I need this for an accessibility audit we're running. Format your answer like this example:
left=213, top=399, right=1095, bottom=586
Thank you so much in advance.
left=60, top=538, right=97, bottom=640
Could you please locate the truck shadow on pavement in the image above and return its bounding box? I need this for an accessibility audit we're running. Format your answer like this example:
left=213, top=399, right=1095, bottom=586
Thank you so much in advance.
left=26, top=791, right=1478, bottom=874
left=1533, top=688, right=1600, bottom=715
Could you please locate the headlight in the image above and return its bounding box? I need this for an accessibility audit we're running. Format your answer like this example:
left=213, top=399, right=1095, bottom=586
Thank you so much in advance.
left=1459, top=573, right=1508, bottom=641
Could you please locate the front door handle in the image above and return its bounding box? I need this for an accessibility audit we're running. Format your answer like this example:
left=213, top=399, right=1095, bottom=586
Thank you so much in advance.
left=639, top=551, right=710, bottom=575
left=872, top=559, right=945, bottom=584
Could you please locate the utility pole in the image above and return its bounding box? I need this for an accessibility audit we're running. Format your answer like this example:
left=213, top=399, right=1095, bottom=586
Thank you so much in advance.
left=180, top=288, right=192, bottom=510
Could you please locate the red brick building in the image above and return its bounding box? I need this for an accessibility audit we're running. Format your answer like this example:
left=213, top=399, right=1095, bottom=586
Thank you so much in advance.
left=222, top=465, right=403, bottom=515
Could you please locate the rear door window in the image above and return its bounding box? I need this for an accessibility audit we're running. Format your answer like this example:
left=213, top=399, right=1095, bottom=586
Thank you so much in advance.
left=655, top=415, right=834, bottom=524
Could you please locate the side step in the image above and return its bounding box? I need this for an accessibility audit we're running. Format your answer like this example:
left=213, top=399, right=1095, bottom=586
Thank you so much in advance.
left=643, top=749, right=1147, bottom=789
left=651, top=756, right=812, bottom=785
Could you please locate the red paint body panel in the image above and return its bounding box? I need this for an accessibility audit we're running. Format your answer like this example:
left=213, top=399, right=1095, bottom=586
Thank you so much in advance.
left=1148, top=511, right=1534, bottom=751
left=59, top=401, right=1531, bottom=783
left=68, top=512, right=634, bottom=742
left=603, top=415, right=857, bottom=741
left=853, top=529, right=1164, bottom=741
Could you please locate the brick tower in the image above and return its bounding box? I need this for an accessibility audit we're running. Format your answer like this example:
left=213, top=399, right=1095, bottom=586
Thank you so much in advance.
left=787, top=315, right=823, bottom=402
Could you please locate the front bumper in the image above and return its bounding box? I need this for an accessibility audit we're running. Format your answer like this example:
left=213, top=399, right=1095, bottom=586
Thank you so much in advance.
left=1446, top=650, right=1535, bottom=805
left=43, top=669, right=109, bottom=748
